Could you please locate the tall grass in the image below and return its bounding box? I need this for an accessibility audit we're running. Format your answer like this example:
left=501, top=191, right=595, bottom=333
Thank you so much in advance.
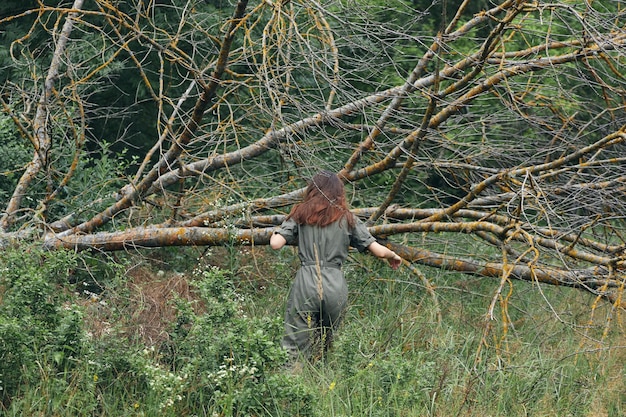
left=0, top=245, right=623, bottom=416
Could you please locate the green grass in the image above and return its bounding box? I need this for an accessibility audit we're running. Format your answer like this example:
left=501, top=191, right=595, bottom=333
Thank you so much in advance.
left=1, top=246, right=624, bottom=416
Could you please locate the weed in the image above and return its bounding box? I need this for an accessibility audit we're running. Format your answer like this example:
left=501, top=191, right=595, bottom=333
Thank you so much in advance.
left=0, top=246, right=623, bottom=416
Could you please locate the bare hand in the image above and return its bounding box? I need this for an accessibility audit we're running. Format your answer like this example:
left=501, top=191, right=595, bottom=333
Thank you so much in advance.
left=388, top=254, right=402, bottom=270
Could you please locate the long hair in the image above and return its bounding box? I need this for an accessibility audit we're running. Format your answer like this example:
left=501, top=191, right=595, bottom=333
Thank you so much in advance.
left=287, top=171, right=355, bottom=228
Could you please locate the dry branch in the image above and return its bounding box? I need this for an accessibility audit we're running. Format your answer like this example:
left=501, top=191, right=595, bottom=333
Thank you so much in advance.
left=1, top=0, right=625, bottom=312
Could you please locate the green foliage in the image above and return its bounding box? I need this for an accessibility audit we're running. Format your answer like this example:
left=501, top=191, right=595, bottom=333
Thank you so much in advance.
left=0, top=316, right=36, bottom=403
left=1, top=247, right=623, bottom=416
left=0, top=110, right=133, bottom=228
left=157, top=266, right=314, bottom=416
left=0, top=245, right=84, bottom=404
left=0, top=115, right=31, bottom=202
left=307, top=256, right=625, bottom=417
left=43, top=142, right=135, bottom=225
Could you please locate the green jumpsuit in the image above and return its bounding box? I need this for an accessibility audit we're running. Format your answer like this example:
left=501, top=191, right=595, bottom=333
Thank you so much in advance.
left=276, top=216, right=376, bottom=361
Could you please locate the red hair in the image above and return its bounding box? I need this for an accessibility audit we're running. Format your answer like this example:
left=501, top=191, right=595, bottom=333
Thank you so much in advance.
left=287, top=171, right=355, bottom=228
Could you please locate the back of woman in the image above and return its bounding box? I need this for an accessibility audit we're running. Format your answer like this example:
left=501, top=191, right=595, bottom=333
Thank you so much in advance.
left=270, top=171, right=401, bottom=369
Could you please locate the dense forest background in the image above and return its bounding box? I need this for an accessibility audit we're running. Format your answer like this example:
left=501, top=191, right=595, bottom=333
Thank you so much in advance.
left=0, top=0, right=624, bottom=415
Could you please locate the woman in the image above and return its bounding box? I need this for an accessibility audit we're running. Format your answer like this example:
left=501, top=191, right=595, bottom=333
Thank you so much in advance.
left=270, top=171, right=402, bottom=365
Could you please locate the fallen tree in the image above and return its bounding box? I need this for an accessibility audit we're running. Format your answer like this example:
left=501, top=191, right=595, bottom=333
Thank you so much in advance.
left=1, top=0, right=625, bottom=315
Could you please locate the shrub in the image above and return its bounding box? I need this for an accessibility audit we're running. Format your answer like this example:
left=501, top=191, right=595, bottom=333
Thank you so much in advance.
left=0, top=246, right=84, bottom=405
left=155, top=266, right=314, bottom=416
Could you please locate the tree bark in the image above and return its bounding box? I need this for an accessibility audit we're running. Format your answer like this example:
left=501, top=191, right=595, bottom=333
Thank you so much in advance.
left=1, top=0, right=625, bottom=311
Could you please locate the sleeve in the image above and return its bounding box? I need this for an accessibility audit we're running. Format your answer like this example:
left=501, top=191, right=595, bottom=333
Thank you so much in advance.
left=350, top=217, right=377, bottom=252
left=276, top=218, right=299, bottom=245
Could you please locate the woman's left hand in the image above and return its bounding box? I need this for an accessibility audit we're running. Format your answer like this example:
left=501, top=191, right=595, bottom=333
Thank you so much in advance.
left=388, top=254, right=402, bottom=270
